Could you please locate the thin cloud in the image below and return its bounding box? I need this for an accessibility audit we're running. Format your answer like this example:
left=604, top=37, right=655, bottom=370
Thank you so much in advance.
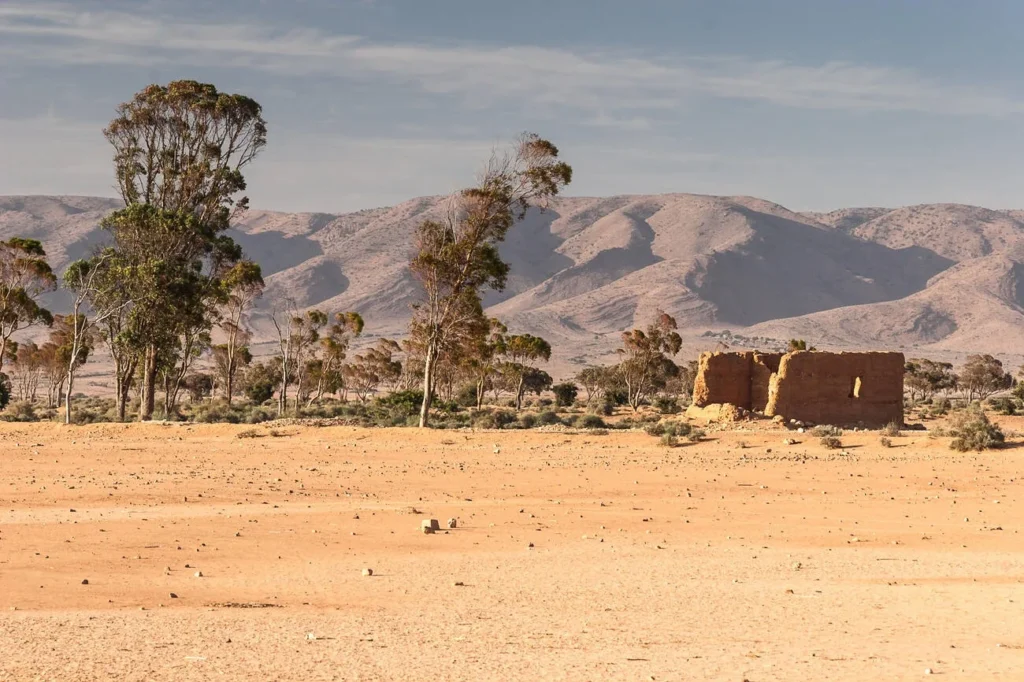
left=2, top=2, right=1021, bottom=118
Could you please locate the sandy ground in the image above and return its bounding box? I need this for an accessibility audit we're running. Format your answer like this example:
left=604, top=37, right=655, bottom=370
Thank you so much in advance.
left=1, top=420, right=1024, bottom=681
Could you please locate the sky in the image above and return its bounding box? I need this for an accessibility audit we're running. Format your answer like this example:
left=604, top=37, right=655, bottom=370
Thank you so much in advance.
left=2, top=0, right=1024, bottom=213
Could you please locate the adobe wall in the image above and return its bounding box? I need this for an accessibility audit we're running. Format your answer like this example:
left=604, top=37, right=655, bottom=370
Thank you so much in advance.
left=751, top=352, right=783, bottom=412
left=691, top=352, right=753, bottom=408
left=764, top=351, right=904, bottom=427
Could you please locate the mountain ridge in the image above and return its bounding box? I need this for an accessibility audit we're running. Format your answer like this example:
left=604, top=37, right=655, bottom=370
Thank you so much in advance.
left=3, top=192, right=1024, bottom=373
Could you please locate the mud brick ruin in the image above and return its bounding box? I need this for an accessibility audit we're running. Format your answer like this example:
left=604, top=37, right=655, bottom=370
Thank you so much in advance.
left=688, top=350, right=905, bottom=427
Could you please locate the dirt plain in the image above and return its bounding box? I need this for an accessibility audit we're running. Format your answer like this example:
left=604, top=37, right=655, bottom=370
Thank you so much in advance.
left=1, top=419, right=1023, bottom=681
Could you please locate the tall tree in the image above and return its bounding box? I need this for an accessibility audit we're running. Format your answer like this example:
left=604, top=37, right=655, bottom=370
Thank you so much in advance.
left=308, top=312, right=363, bottom=405
left=616, top=312, right=683, bottom=412
left=0, top=238, right=56, bottom=373
left=409, top=133, right=571, bottom=426
left=959, top=354, right=1010, bottom=401
left=217, top=260, right=264, bottom=404
left=103, top=80, right=267, bottom=421
left=498, top=333, right=552, bottom=410
left=63, top=254, right=130, bottom=424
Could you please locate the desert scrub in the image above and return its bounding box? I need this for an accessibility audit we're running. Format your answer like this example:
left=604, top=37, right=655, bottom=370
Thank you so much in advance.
left=687, top=428, right=706, bottom=443
left=880, top=421, right=902, bottom=437
left=880, top=436, right=893, bottom=448
left=576, top=414, right=606, bottom=429
left=811, top=425, right=843, bottom=438
left=948, top=408, right=1005, bottom=452
left=518, top=413, right=538, bottom=429
left=820, top=435, right=843, bottom=449
left=659, top=432, right=679, bottom=447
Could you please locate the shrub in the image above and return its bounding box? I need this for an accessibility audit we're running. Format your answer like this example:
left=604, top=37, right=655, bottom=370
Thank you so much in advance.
left=537, top=410, right=562, bottom=426
left=653, top=395, right=681, bottom=415
left=596, top=399, right=614, bottom=416
left=455, top=384, right=479, bottom=408
left=949, top=408, right=1005, bottom=452
left=820, top=435, right=842, bottom=449
left=660, top=433, right=679, bottom=447
left=518, top=413, right=538, bottom=429
left=244, top=380, right=275, bottom=406
left=577, top=414, right=606, bottom=429
left=880, top=436, right=893, bottom=448
left=552, top=383, right=578, bottom=408
left=237, top=428, right=263, bottom=439
left=1, top=400, right=36, bottom=422
left=811, top=425, right=843, bottom=438
left=644, top=422, right=666, bottom=437
left=880, top=421, right=902, bottom=437
left=687, top=428, right=706, bottom=443
left=0, top=372, right=9, bottom=411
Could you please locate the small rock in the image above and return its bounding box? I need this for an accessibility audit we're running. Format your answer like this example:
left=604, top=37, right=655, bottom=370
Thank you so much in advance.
left=925, top=668, right=933, bottom=675
left=447, top=518, right=457, bottom=529
left=81, top=579, right=89, bottom=585
left=306, top=633, right=317, bottom=641
left=421, top=521, right=435, bottom=535
left=528, top=542, right=534, bottom=548
left=194, top=571, right=203, bottom=578
left=169, top=593, right=178, bottom=598
left=453, top=581, right=464, bottom=586
left=362, top=568, right=373, bottom=577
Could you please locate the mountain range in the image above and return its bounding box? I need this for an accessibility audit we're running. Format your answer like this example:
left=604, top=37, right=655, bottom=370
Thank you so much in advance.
left=3, top=193, right=1023, bottom=376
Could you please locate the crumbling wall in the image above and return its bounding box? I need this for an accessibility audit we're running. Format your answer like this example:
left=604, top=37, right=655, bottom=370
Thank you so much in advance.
left=750, top=352, right=783, bottom=412
left=691, top=351, right=753, bottom=408
left=765, top=351, right=904, bottom=427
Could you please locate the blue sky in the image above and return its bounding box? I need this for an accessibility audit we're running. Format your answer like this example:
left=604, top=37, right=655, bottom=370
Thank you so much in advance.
left=2, top=0, right=1024, bottom=212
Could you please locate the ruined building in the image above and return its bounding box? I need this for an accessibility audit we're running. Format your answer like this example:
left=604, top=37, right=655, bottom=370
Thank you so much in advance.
left=688, top=350, right=905, bottom=427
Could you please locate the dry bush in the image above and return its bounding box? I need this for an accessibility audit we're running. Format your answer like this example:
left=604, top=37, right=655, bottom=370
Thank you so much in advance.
left=820, top=435, right=842, bottom=450
left=948, top=408, right=1005, bottom=452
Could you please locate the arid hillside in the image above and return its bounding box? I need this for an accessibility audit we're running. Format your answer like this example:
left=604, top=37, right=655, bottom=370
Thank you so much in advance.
left=4, top=193, right=1024, bottom=370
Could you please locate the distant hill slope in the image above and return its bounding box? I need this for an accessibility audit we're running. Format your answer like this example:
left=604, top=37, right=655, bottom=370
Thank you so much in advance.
left=3, top=193, right=1024, bottom=372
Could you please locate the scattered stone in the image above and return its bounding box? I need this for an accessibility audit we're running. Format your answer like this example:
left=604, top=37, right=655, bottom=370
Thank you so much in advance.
left=447, top=518, right=457, bottom=529
left=362, top=568, right=373, bottom=577
left=194, top=571, right=203, bottom=578
left=306, top=633, right=317, bottom=641
left=81, top=579, right=89, bottom=585
left=169, top=593, right=178, bottom=599
left=453, top=581, right=464, bottom=586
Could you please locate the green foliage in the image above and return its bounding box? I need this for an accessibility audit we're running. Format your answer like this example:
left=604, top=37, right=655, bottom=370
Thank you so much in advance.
left=0, top=372, right=9, bottom=410
left=576, top=414, right=606, bottom=429
left=616, top=312, right=682, bottom=411
left=244, top=361, right=279, bottom=405
left=518, top=413, right=538, bottom=429
left=0, top=400, right=36, bottom=422
left=653, top=395, right=681, bottom=414
left=787, top=339, right=816, bottom=352
left=948, top=408, right=1005, bottom=452
left=537, top=410, right=562, bottom=426
left=408, top=134, right=571, bottom=427
left=552, top=382, right=578, bottom=408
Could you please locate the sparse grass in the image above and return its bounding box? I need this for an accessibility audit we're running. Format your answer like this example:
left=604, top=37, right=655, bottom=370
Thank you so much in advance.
left=236, top=428, right=263, bottom=439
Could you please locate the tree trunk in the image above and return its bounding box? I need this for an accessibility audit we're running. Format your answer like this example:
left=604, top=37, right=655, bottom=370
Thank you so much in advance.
left=226, top=366, right=234, bottom=406
left=515, top=376, right=525, bottom=410
left=140, top=344, right=157, bottom=421
left=418, top=343, right=437, bottom=428
left=476, top=378, right=485, bottom=409
left=64, top=368, right=75, bottom=425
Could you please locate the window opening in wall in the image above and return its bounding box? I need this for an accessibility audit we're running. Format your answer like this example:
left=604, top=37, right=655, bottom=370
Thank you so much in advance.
left=850, top=376, right=862, bottom=399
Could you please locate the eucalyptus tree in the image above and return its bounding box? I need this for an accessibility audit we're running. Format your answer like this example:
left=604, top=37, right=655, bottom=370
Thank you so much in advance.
left=102, top=80, right=267, bottom=420
left=0, top=238, right=56, bottom=373
left=409, top=134, right=571, bottom=427
left=498, top=333, right=552, bottom=410
left=617, top=312, right=683, bottom=412
left=216, top=260, right=264, bottom=404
